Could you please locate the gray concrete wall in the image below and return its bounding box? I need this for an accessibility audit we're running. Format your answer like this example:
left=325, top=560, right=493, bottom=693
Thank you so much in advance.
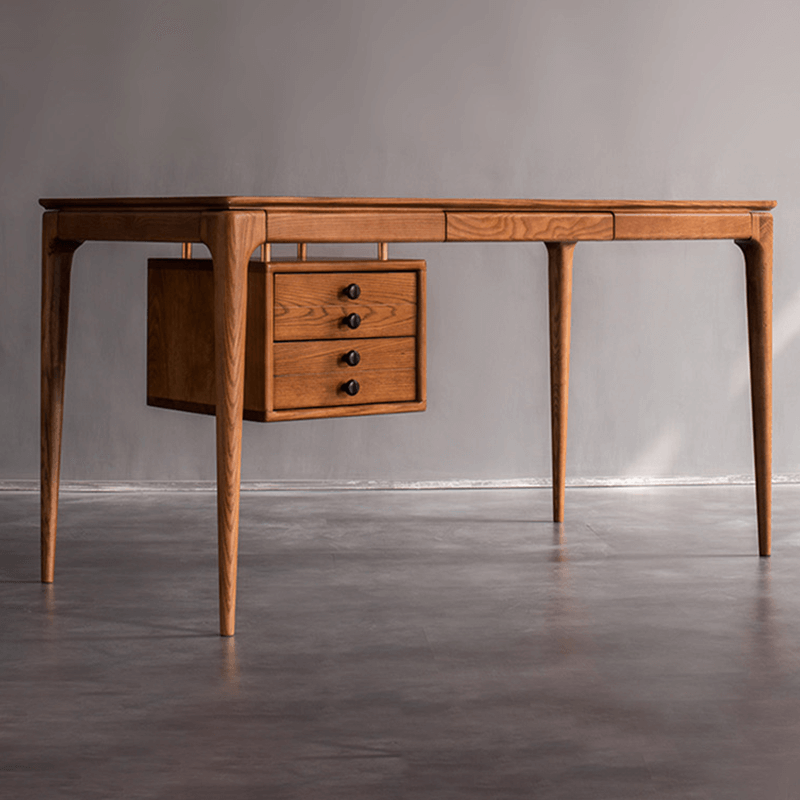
left=2, top=0, right=799, bottom=485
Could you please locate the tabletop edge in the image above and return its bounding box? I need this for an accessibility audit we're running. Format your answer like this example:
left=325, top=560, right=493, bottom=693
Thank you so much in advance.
left=39, top=196, right=778, bottom=213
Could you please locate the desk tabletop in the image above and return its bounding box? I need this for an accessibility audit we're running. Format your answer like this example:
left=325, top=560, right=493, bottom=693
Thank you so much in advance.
left=40, top=196, right=776, bottom=213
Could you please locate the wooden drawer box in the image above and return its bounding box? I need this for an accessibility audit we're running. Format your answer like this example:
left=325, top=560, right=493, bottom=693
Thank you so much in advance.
left=147, top=259, right=426, bottom=421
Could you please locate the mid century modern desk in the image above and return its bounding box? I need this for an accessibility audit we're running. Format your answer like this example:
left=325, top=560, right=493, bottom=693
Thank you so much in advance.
left=39, top=197, right=775, bottom=635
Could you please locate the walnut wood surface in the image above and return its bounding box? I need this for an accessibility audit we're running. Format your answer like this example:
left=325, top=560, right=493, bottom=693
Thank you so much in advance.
left=147, top=262, right=216, bottom=407
left=273, top=337, right=416, bottom=375
left=270, top=262, right=425, bottom=418
left=41, top=212, right=81, bottom=583
left=736, top=213, right=773, bottom=556
left=547, top=242, right=575, bottom=524
left=275, top=368, right=417, bottom=409
left=57, top=210, right=202, bottom=242
left=275, top=271, right=417, bottom=306
left=274, top=271, right=418, bottom=341
left=615, top=212, right=752, bottom=240
left=267, top=210, right=445, bottom=242
left=200, top=211, right=265, bottom=636
left=266, top=399, right=425, bottom=422
left=40, top=196, right=776, bottom=213
left=147, top=260, right=269, bottom=414
left=268, top=259, right=424, bottom=272
left=447, top=212, right=612, bottom=241
left=147, top=260, right=425, bottom=423
left=415, top=268, right=427, bottom=406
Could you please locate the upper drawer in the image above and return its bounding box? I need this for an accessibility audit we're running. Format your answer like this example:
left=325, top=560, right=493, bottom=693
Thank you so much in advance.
left=274, top=271, right=418, bottom=341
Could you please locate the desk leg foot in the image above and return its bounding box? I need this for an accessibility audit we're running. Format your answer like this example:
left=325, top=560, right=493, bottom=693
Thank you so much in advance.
left=737, top=214, right=773, bottom=556
left=546, top=242, right=575, bottom=524
left=41, top=212, right=81, bottom=583
left=202, top=211, right=265, bottom=636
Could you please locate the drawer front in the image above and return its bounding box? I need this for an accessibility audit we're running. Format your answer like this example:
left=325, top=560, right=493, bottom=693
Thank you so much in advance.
left=274, top=369, right=417, bottom=409
left=273, top=338, right=415, bottom=376
left=274, top=272, right=417, bottom=341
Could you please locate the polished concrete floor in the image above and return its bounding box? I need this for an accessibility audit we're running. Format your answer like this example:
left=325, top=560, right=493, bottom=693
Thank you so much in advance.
left=2, top=485, right=800, bottom=799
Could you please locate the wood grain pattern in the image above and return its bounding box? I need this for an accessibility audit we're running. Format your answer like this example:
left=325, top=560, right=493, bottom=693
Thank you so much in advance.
left=447, top=212, right=613, bottom=241
left=57, top=210, right=202, bottom=242
left=267, top=399, right=425, bottom=422
left=40, top=196, right=777, bottom=213
left=147, top=260, right=268, bottom=414
left=273, top=338, right=416, bottom=375
left=275, top=368, right=417, bottom=409
left=200, top=211, right=265, bottom=636
left=736, top=213, right=773, bottom=556
left=266, top=259, right=424, bottom=273
left=147, top=263, right=216, bottom=407
left=415, top=268, right=427, bottom=405
left=546, top=242, right=575, bottom=524
left=274, top=302, right=417, bottom=341
left=266, top=210, right=445, bottom=242
left=269, top=262, right=426, bottom=418
left=615, top=212, right=752, bottom=240
left=245, top=269, right=268, bottom=413
left=274, top=271, right=417, bottom=307
left=274, top=271, right=417, bottom=341
left=147, top=260, right=426, bottom=423
left=41, top=212, right=81, bottom=583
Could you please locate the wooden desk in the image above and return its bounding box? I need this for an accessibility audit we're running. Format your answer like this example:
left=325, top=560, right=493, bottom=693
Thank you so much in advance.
left=40, top=197, right=775, bottom=635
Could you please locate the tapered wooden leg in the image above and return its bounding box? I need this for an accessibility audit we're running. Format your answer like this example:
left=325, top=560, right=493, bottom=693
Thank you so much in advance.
left=41, top=212, right=81, bottom=583
left=201, top=211, right=265, bottom=635
left=736, top=214, right=773, bottom=556
left=546, top=242, right=576, bottom=523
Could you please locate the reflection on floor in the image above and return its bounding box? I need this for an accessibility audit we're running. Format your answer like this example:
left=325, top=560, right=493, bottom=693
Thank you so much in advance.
left=2, top=485, right=800, bottom=799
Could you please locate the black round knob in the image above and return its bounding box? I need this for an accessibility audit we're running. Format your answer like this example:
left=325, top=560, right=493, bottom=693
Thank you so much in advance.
left=342, top=379, right=360, bottom=396
left=343, top=350, right=361, bottom=367
left=344, top=312, right=361, bottom=329
left=344, top=283, right=361, bottom=300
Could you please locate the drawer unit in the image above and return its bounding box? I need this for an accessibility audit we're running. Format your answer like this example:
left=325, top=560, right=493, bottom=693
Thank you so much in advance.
left=147, top=258, right=426, bottom=421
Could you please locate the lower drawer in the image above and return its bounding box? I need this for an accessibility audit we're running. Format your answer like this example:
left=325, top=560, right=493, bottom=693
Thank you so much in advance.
left=274, top=368, right=417, bottom=409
